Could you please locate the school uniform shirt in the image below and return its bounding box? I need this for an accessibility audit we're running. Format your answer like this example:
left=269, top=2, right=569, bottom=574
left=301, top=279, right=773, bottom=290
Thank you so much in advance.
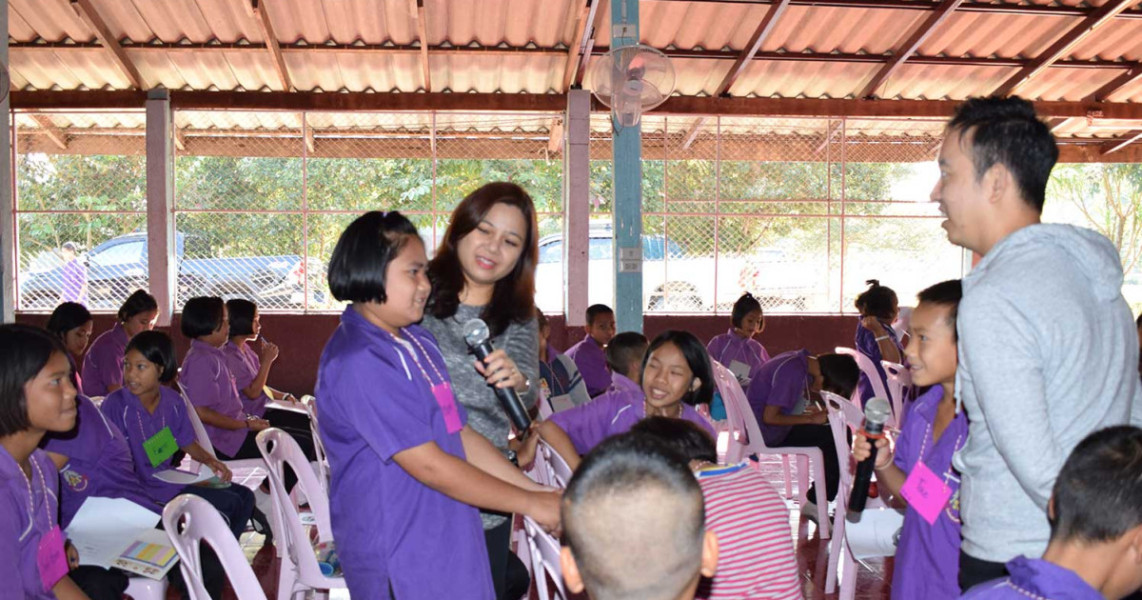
left=316, top=307, right=493, bottom=600
left=41, top=395, right=157, bottom=527
left=222, top=341, right=270, bottom=418
left=608, top=372, right=641, bottom=396
left=695, top=462, right=802, bottom=600
left=0, top=447, right=63, bottom=600
left=181, top=339, right=248, bottom=458
left=61, top=259, right=87, bottom=305
left=890, top=385, right=968, bottom=600
left=565, top=337, right=611, bottom=398
left=959, top=556, right=1103, bottom=600
left=81, top=323, right=128, bottom=397
left=855, top=318, right=903, bottom=404
left=99, top=386, right=197, bottom=505
left=745, top=349, right=811, bottom=447
left=549, top=384, right=716, bottom=456
left=707, top=330, right=770, bottom=377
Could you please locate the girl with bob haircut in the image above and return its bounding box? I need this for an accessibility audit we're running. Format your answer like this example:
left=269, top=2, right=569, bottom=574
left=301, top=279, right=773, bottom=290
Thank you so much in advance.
left=46, top=302, right=93, bottom=390
left=854, top=279, right=904, bottom=403
left=421, top=183, right=543, bottom=599
left=316, top=210, right=559, bottom=600
left=81, top=290, right=158, bottom=397
left=707, top=292, right=771, bottom=388
left=0, top=324, right=125, bottom=600
left=537, top=329, right=718, bottom=470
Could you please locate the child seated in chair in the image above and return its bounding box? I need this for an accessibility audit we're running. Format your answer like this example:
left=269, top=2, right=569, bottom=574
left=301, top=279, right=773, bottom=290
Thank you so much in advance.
left=707, top=292, right=770, bottom=388
left=604, top=332, right=649, bottom=396
left=537, top=330, right=716, bottom=468
left=560, top=433, right=719, bottom=600
left=960, top=425, right=1142, bottom=599
left=853, top=279, right=966, bottom=600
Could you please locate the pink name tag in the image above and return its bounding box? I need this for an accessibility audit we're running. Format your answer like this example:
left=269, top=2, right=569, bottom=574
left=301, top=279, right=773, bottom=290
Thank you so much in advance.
left=432, top=382, right=463, bottom=434
left=900, top=461, right=952, bottom=525
left=37, top=525, right=69, bottom=592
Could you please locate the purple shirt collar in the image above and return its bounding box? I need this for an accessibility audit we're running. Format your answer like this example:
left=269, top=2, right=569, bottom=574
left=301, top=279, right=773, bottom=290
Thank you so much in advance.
left=1004, top=556, right=1103, bottom=600
left=609, top=373, right=641, bottom=395
left=190, top=337, right=226, bottom=357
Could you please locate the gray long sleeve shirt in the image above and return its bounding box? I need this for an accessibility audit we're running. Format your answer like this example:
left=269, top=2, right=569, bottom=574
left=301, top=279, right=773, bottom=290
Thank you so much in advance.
left=421, top=303, right=539, bottom=530
left=953, top=223, right=1142, bottom=563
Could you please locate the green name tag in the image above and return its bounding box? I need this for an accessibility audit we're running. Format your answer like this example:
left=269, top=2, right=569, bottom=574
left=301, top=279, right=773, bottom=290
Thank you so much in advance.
left=143, top=426, right=179, bottom=468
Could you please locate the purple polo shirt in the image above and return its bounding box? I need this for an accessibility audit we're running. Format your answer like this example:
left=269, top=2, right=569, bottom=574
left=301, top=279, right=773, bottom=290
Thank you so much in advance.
left=608, top=372, right=641, bottom=396
left=960, top=556, right=1102, bottom=600
left=81, top=323, right=128, bottom=397
left=222, top=341, right=269, bottom=417
left=707, top=329, right=771, bottom=376
left=41, top=395, right=157, bottom=527
left=565, top=337, right=611, bottom=398
left=0, top=447, right=61, bottom=600
left=549, top=385, right=716, bottom=456
left=316, top=307, right=492, bottom=600
left=745, top=350, right=811, bottom=446
left=890, top=386, right=968, bottom=600
left=855, top=318, right=903, bottom=403
left=61, top=259, right=87, bottom=304
left=181, top=339, right=248, bottom=457
left=99, top=386, right=197, bottom=505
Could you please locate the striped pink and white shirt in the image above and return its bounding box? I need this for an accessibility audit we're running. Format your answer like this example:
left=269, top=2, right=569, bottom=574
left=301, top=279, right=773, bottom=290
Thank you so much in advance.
left=696, top=462, right=803, bottom=600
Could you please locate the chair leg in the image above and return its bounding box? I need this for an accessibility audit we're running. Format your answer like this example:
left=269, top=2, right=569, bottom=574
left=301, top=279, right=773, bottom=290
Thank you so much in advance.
left=811, top=456, right=831, bottom=539
left=796, top=455, right=809, bottom=506
left=782, top=456, right=793, bottom=499
left=825, top=510, right=845, bottom=593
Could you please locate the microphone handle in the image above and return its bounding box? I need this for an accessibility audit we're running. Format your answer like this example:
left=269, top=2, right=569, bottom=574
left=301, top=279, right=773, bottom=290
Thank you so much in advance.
left=848, top=443, right=879, bottom=514
left=471, top=341, right=533, bottom=435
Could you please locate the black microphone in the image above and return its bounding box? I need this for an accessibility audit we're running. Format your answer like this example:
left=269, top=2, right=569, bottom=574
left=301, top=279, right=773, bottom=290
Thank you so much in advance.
left=462, top=318, right=533, bottom=436
left=848, top=396, right=893, bottom=517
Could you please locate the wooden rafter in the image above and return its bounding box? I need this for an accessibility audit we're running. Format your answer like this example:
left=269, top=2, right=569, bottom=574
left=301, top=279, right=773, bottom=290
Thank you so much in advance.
left=562, top=0, right=601, bottom=92
left=1102, top=129, right=1142, bottom=155
left=815, top=120, right=841, bottom=153
left=173, top=127, right=187, bottom=152
left=30, top=115, right=68, bottom=150
left=411, top=0, right=432, bottom=92
left=859, top=0, right=964, bottom=98
left=1088, top=65, right=1142, bottom=102
left=650, top=0, right=1142, bottom=19
left=992, top=0, right=1139, bottom=97
left=250, top=0, right=292, bottom=92
left=548, top=118, right=564, bottom=154
left=575, top=0, right=609, bottom=88
left=715, top=0, right=792, bottom=97
left=69, top=0, right=143, bottom=88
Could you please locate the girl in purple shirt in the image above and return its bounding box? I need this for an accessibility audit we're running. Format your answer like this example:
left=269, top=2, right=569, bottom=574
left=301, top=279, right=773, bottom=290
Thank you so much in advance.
left=316, top=211, right=560, bottom=600
left=537, top=330, right=718, bottom=470
left=80, top=290, right=158, bottom=398
left=46, top=302, right=94, bottom=395
left=853, top=279, right=904, bottom=404
left=707, top=292, right=771, bottom=388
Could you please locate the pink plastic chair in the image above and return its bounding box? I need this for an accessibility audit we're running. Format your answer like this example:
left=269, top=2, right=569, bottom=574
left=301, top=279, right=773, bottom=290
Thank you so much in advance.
left=540, top=440, right=573, bottom=489
left=124, top=576, right=167, bottom=600
left=834, top=346, right=887, bottom=408
left=255, top=428, right=347, bottom=600
left=880, top=360, right=911, bottom=429
left=523, top=516, right=569, bottom=600
left=301, top=395, right=330, bottom=494
left=161, top=494, right=268, bottom=600
left=712, top=359, right=831, bottom=539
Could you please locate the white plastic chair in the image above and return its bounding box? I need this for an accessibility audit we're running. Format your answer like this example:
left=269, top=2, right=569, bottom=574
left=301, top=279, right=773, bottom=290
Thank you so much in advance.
left=880, top=360, right=911, bottom=428
left=539, top=440, right=573, bottom=489
left=537, top=386, right=554, bottom=420
left=255, top=428, right=347, bottom=600
left=523, top=516, right=568, bottom=600
left=301, top=395, right=330, bottom=494
left=712, top=359, right=831, bottom=539
left=175, top=384, right=268, bottom=478
left=161, top=494, right=269, bottom=600
left=124, top=576, right=168, bottom=600
left=835, top=346, right=886, bottom=408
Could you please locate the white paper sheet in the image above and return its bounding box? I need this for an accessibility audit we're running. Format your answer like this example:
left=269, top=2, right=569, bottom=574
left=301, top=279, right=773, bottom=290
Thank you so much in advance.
left=728, top=360, right=752, bottom=382
left=153, top=466, right=212, bottom=485
left=65, top=497, right=162, bottom=569
left=844, top=507, right=905, bottom=559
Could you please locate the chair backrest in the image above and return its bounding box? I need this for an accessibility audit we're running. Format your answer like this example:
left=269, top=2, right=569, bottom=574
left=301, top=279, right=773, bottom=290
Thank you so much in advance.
left=302, top=396, right=330, bottom=493
left=536, top=386, right=554, bottom=420
left=175, top=384, right=217, bottom=459
left=711, top=359, right=772, bottom=462
left=820, top=391, right=860, bottom=495
left=539, top=440, right=573, bottom=489
left=880, top=360, right=910, bottom=427
left=834, top=346, right=886, bottom=408
left=523, top=516, right=567, bottom=600
left=162, top=494, right=268, bottom=600
left=255, top=428, right=335, bottom=582
left=524, top=440, right=554, bottom=487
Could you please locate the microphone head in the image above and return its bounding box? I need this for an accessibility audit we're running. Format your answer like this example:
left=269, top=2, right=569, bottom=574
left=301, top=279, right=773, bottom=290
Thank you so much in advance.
left=462, top=318, right=491, bottom=349
left=863, top=397, right=892, bottom=427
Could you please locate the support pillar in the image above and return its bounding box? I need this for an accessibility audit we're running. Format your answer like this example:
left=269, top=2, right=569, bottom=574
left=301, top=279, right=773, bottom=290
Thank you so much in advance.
left=1, top=0, right=13, bottom=322
left=564, top=89, right=591, bottom=326
left=146, top=90, right=175, bottom=326
left=611, top=0, right=643, bottom=333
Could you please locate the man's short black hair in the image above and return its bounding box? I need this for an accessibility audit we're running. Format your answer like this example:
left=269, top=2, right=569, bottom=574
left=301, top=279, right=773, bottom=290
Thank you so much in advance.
left=563, top=432, right=706, bottom=600
left=817, top=353, right=860, bottom=398
left=917, top=279, right=963, bottom=340
left=948, top=96, right=1059, bottom=213
left=731, top=293, right=763, bottom=329
left=125, top=330, right=179, bottom=384
left=327, top=211, right=420, bottom=304
left=585, top=304, right=614, bottom=326
left=605, top=332, right=649, bottom=376
left=180, top=296, right=225, bottom=339
left=631, top=417, right=717, bottom=463
left=1050, top=425, right=1142, bottom=544
left=226, top=298, right=257, bottom=337
left=0, top=325, right=67, bottom=436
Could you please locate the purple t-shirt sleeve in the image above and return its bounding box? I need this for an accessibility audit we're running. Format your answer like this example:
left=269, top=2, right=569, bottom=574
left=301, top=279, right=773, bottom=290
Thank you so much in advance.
left=767, top=364, right=806, bottom=413
left=706, top=335, right=729, bottom=364
left=82, top=327, right=125, bottom=397
left=549, top=394, right=627, bottom=455
left=0, top=498, right=22, bottom=594
left=164, top=388, right=197, bottom=449
left=757, top=342, right=771, bottom=364
left=224, top=347, right=256, bottom=391
left=855, top=325, right=881, bottom=360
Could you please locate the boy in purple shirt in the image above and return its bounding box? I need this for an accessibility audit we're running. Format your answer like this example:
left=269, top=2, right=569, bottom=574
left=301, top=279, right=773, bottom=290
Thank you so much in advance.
left=854, top=280, right=967, bottom=600
left=707, top=292, right=770, bottom=388
left=961, top=425, right=1142, bottom=600
left=565, top=304, right=616, bottom=398
left=81, top=289, right=158, bottom=397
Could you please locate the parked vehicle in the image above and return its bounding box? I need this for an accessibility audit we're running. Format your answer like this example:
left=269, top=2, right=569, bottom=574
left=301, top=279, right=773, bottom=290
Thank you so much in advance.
left=20, top=233, right=324, bottom=310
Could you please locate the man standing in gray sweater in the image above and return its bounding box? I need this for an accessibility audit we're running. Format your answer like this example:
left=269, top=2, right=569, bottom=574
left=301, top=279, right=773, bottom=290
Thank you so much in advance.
left=932, top=96, right=1142, bottom=592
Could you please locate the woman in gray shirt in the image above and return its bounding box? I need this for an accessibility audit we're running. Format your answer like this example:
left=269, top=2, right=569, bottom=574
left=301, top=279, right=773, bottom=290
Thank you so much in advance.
left=421, top=182, right=540, bottom=600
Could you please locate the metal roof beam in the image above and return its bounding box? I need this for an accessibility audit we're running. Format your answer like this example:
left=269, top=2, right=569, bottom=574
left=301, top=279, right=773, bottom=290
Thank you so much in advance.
left=714, top=0, right=792, bottom=97
left=410, top=0, right=432, bottom=92
left=249, top=0, right=293, bottom=92
left=1102, top=129, right=1142, bottom=155
left=562, top=0, right=601, bottom=92
left=647, top=0, right=1142, bottom=19
left=859, top=0, right=964, bottom=98
left=69, top=0, right=144, bottom=89
left=993, top=0, right=1138, bottom=97
left=1087, top=65, right=1142, bottom=102
left=30, top=115, right=68, bottom=150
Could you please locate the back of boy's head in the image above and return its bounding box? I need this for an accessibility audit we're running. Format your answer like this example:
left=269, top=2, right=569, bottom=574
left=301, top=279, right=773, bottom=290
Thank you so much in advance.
left=916, top=279, right=963, bottom=340
left=854, top=279, right=897, bottom=321
left=125, top=330, right=179, bottom=384
left=1050, top=425, right=1142, bottom=545
left=563, top=433, right=706, bottom=600
left=606, top=332, right=649, bottom=376
left=731, top=293, right=763, bottom=328
left=586, top=304, right=614, bottom=326
left=327, top=210, right=420, bottom=304
left=817, top=354, right=860, bottom=398
left=180, top=296, right=225, bottom=339
left=630, top=417, right=717, bottom=463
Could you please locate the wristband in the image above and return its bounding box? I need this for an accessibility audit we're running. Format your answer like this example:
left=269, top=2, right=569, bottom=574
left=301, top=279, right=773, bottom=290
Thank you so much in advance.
left=875, top=334, right=890, bottom=341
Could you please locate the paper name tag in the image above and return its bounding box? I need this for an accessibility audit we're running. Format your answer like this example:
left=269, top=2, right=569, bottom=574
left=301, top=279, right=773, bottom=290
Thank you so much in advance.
left=143, top=427, right=179, bottom=468
left=38, top=525, right=69, bottom=592
left=432, top=382, right=463, bottom=434
left=900, top=461, right=952, bottom=525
